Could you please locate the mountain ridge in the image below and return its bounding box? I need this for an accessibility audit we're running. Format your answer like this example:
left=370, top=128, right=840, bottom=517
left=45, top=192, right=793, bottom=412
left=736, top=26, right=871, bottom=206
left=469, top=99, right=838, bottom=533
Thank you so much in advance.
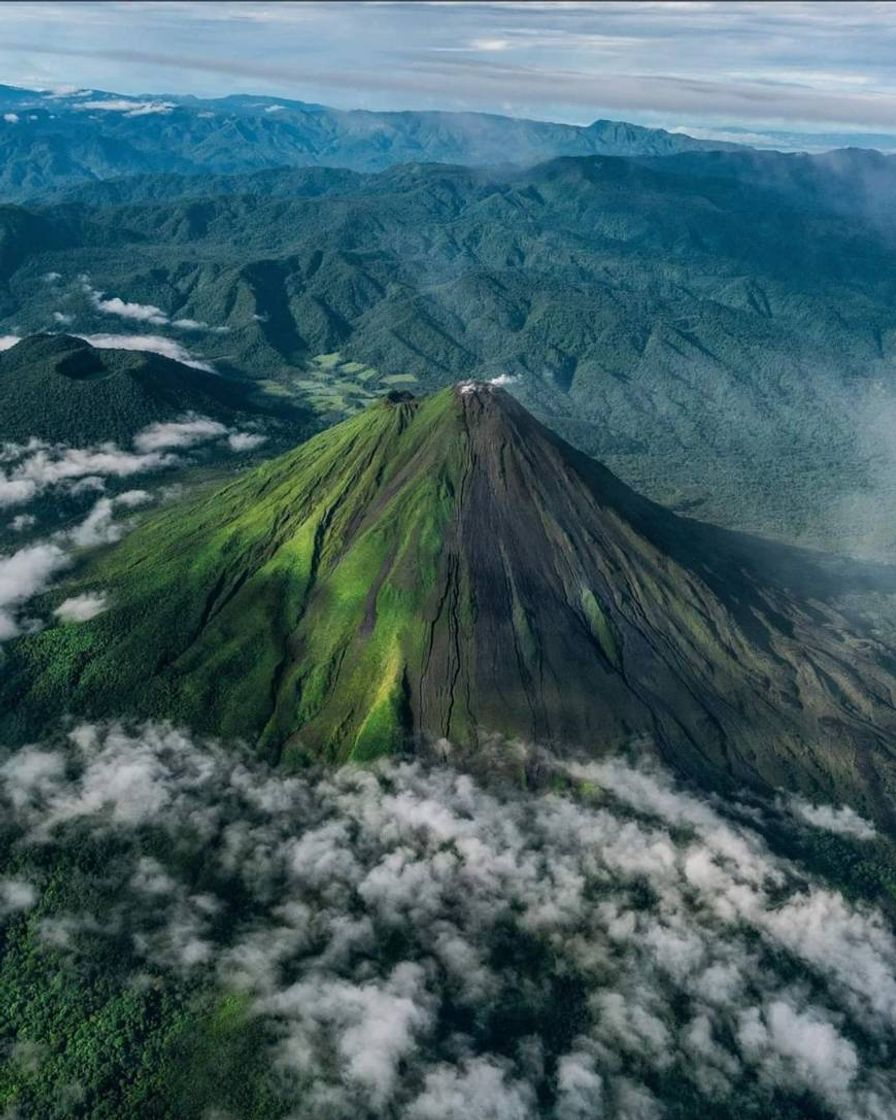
left=0, top=82, right=742, bottom=201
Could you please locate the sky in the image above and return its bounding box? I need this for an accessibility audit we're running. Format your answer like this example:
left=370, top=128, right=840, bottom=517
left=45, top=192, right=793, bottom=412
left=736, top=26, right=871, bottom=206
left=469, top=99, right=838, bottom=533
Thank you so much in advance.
left=2, top=1, right=896, bottom=143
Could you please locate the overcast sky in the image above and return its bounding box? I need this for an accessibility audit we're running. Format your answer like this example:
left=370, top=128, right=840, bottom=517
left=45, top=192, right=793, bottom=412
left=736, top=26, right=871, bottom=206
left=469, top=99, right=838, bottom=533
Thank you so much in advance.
left=3, top=1, right=896, bottom=140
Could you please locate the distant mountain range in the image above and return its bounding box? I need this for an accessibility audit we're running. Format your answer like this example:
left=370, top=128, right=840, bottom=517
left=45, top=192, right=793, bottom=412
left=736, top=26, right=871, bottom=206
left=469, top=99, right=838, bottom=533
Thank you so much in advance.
left=3, top=148, right=896, bottom=551
left=0, top=83, right=741, bottom=200
left=6, top=383, right=896, bottom=824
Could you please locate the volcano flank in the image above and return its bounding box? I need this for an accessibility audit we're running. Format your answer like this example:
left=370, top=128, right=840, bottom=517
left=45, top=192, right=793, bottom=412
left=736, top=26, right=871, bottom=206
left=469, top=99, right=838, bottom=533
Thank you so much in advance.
left=5, top=383, right=896, bottom=817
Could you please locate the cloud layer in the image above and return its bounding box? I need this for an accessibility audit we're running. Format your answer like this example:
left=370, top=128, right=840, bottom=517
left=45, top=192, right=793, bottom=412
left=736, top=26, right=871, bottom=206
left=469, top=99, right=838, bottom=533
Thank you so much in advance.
left=4, top=2, right=896, bottom=136
left=2, top=723, right=895, bottom=1118
left=0, top=415, right=269, bottom=637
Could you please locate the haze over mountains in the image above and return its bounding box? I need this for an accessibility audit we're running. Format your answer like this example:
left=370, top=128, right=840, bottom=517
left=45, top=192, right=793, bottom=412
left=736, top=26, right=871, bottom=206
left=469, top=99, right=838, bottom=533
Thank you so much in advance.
left=0, top=83, right=741, bottom=201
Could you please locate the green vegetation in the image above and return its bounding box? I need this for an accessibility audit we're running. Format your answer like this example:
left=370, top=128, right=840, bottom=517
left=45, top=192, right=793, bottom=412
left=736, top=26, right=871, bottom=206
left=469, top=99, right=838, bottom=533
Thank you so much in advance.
left=0, top=833, right=287, bottom=1119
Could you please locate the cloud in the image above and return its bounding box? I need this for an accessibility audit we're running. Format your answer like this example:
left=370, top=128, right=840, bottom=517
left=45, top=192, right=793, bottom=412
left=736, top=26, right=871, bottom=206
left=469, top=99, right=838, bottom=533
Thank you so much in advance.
left=0, top=417, right=268, bottom=512
left=227, top=431, right=267, bottom=452
left=0, top=441, right=176, bottom=508
left=74, top=99, right=174, bottom=116
left=3, top=112, right=19, bottom=123
left=52, top=312, right=74, bottom=325
left=53, top=592, right=108, bottom=623
left=468, top=39, right=511, bottom=54
left=0, top=878, right=37, bottom=916
left=3, top=725, right=895, bottom=1118
left=9, top=513, right=36, bottom=532
left=84, top=284, right=213, bottom=333
left=88, top=291, right=169, bottom=326
left=10, top=3, right=896, bottom=136
left=0, top=542, right=68, bottom=640
left=408, top=1059, right=534, bottom=1120
left=133, top=417, right=229, bottom=453
left=789, top=796, right=877, bottom=841
left=0, top=336, right=21, bottom=352
left=65, top=490, right=152, bottom=548
left=74, top=333, right=214, bottom=371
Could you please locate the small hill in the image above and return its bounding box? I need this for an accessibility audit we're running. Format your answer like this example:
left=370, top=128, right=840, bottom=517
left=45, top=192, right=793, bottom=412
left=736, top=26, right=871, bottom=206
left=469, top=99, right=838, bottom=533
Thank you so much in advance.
left=4, top=384, right=896, bottom=821
left=0, top=334, right=307, bottom=446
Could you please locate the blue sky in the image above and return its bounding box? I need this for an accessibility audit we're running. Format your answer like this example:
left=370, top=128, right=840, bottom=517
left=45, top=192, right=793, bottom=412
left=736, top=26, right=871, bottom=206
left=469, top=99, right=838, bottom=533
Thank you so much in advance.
left=3, top=1, right=896, bottom=141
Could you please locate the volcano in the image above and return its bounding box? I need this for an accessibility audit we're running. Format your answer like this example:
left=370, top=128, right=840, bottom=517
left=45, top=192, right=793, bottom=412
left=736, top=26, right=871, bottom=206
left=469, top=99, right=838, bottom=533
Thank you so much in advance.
left=5, top=383, right=896, bottom=815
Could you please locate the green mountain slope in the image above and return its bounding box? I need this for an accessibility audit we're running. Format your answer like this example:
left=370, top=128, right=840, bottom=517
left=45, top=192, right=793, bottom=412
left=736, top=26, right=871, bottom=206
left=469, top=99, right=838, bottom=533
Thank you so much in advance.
left=5, top=385, right=896, bottom=820
left=4, top=152, right=896, bottom=550
left=0, top=334, right=309, bottom=446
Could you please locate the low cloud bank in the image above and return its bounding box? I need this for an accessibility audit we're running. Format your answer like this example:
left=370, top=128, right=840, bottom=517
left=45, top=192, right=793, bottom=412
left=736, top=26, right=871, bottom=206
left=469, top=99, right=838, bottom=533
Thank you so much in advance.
left=75, top=333, right=213, bottom=370
left=74, top=99, right=174, bottom=117
left=0, top=543, right=67, bottom=640
left=0, top=414, right=266, bottom=510
left=2, top=723, right=894, bottom=1118
left=0, top=415, right=267, bottom=638
left=83, top=282, right=219, bottom=339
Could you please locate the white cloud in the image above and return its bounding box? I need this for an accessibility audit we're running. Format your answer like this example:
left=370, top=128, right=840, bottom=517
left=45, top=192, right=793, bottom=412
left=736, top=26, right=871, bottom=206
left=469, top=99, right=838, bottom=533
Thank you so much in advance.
left=85, top=284, right=217, bottom=334
left=408, top=1059, right=534, bottom=1119
left=0, top=477, right=38, bottom=508
left=52, top=312, right=74, bottom=326
left=264, top=103, right=285, bottom=112
left=227, top=431, right=267, bottom=452
left=0, top=878, right=37, bottom=916
left=42, top=272, right=62, bottom=283
left=75, top=334, right=214, bottom=371
left=0, top=417, right=264, bottom=513
left=54, top=592, right=109, bottom=623
left=3, top=727, right=894, bottom=1117
left=133, top=417, right=229, bottom=453
left=789, top=796, right=877, bottom=841
left=2, top=442, right=175, bottom=498
left=0, top=542, right=68, bottom=640
left=0, top=336, right=21, bottom=352
left=468, top=38, right=511, bottom=53
left=3, top=112, right=19, bottom=123
left=90, top=293, right=168, bottom=325
left=74, top=99, right=174, bottom=116
left=43, top=87, right=92, bottom=99
left=9, top=513, right=36, bottom=532
left=66, top=490, right=153, bottom=548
